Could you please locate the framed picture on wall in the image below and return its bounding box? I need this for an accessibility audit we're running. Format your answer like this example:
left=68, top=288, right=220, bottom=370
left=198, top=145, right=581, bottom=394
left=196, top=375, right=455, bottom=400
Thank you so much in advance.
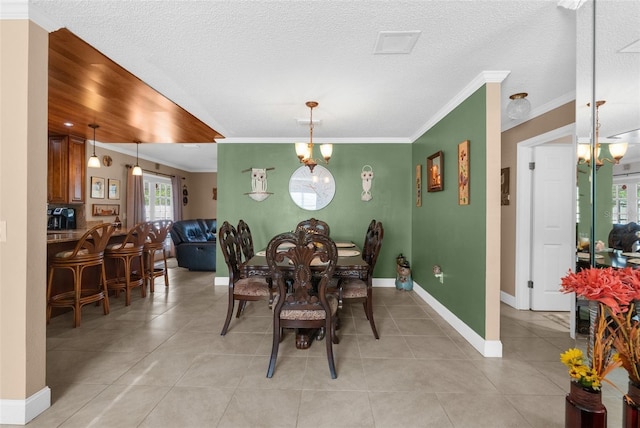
left=108, top=179, right=120, bottom=200
left=501, top=167, right=510, bottom=206
left=458, top=140, right=470, bottom=205
left=416, top=164, right=422, bottom=207
left=427, top=151, right=444, bottom=192
left=92, top=204, right=119, bottom=216
left=91, top=176, right=105, bottom=199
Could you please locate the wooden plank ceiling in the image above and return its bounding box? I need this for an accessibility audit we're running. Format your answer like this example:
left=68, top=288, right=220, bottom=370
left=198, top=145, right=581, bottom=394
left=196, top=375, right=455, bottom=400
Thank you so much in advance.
left=48, top=28, right=223, bottom=144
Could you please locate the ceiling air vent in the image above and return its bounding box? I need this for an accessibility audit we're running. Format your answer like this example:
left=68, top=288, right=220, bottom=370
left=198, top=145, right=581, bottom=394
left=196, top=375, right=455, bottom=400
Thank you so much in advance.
left=373, top=31, right=421, bottom=55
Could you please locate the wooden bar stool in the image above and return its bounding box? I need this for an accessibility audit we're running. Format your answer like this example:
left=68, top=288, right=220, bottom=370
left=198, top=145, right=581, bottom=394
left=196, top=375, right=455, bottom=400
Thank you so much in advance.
left=144, top=220, right=173, bottom=292
left=47, top=223, right=116, bottom=327
left=104, top=222, right=151, bottom=306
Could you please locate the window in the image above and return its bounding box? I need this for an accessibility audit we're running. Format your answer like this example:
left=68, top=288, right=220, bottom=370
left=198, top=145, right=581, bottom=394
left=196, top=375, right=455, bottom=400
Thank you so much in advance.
left=143, top=174, right=173, bottom=221
left=612, top=183, right=628, bottom=224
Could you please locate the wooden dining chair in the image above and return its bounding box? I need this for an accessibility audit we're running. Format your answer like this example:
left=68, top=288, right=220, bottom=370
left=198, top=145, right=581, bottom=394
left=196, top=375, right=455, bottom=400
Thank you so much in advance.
left=295, top=218, right=330, bottom=236
left=236, top=219, right=255, bottom=263
left=219, top=221, right=272, bottom=335
left=339, top=220, right=384, bottom=339
left=266, top=230, right=339, bottom=378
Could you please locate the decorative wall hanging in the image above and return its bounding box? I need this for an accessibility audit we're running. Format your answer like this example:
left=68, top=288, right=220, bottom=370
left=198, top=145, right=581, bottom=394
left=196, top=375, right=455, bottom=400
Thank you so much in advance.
left=427, top=151, right=444, bottom=192
left=416, top=164, right=422, bottom=207
left=212, top=187, right=217, bottom=200
left=108, top=179, right=120, bottom=200
left=91, top=176, right=105, bottom=199
left=92, top=204, right=119, bottom=216
left=458, top=140, right=470, bottom=205
left=501, top=167, right=510, bottom=206
left=182, top=185, right=188, bottom=206
left=361, top=165, right=374, bottom=201
left=242, top=167, right=274, bottom=202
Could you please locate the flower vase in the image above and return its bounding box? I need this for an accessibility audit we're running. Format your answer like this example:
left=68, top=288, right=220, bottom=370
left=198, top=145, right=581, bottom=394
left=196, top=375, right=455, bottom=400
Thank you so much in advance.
left=623, top=380, right=640, bottom=428
left=565, top=381, right=607, bottom=428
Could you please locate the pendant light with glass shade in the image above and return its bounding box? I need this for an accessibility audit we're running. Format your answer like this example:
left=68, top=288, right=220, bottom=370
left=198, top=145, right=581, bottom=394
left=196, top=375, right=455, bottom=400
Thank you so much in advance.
left=132, top=141, right=143, bottom=176
left=87, top=123, right=101, bottom=168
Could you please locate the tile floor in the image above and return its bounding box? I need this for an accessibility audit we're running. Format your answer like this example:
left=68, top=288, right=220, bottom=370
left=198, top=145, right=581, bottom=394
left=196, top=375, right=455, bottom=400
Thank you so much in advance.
left=22, top=263, right=629, bottom=427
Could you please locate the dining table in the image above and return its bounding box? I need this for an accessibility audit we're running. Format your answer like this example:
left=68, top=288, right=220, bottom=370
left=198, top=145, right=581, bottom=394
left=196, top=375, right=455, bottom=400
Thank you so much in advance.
left=240, top=240, right=370, bottom=349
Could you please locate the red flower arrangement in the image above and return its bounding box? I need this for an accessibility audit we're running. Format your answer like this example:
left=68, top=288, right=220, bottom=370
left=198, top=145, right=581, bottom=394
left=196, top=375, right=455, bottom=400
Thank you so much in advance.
left=560, top=267, right=640, bottom=314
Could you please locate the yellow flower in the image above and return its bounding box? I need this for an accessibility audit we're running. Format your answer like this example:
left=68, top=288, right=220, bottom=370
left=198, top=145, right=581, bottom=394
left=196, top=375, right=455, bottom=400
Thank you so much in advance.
left=561, top=348, right=584, bottom=367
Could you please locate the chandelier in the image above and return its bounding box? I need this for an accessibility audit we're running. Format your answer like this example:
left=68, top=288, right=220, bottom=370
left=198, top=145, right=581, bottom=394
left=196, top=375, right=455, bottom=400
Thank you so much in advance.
left=295, top=101, right=332, bottom=172
left=577, top=100, right=628, bottom=170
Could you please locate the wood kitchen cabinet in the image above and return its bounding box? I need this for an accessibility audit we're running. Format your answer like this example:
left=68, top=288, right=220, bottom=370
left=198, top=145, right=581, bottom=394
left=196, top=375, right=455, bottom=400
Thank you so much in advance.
left=47, top=135, right=86, bottom=204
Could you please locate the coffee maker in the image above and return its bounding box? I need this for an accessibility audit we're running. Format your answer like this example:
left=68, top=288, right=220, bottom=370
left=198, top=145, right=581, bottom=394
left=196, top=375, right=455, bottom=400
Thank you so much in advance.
left=47, top=207, right=76, bottom=230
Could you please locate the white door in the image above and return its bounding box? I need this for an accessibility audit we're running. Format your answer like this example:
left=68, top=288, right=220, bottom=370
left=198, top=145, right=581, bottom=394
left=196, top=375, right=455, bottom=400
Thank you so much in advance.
left=530, top=144, right=574, bottom=311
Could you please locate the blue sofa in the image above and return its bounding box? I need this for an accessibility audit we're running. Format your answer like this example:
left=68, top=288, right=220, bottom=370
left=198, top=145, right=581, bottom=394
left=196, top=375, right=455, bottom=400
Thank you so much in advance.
left=170, top=219, right=217, bottom=271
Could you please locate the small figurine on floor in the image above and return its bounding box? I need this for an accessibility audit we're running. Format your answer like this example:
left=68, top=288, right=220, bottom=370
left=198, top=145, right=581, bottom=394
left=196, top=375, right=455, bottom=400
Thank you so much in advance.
left=395, top=254, right=413, bottom=291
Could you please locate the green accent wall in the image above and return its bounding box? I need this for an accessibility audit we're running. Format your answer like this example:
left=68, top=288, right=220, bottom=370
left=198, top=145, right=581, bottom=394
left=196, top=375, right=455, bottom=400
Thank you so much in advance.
left=216, top=143, right=412, bottom=279
left=411, top=87, right=487, bottom=336
left=577, top=157, right=614, bottom=245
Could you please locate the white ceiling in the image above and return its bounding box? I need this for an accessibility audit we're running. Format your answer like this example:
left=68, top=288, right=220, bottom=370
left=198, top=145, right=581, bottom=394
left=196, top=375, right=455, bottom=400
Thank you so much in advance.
left=13, top=1, right=640, bottom=171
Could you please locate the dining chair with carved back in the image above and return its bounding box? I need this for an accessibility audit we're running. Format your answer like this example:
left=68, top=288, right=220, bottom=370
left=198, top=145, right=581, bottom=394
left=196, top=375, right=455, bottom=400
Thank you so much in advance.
left=236, top=219, right=255, bottom=263
left=266, top=230, right=339, bottom=378
left=338, top=220, right=384, bottom=339
left=143, top=219, right=173, bottom=292
left=104, top=221, right=152, bottom=306
left=219, top=221, right=273, bottom=336
left=47, top=223, right=116, bottom=327
left=295, top=218, right=330, bottom=236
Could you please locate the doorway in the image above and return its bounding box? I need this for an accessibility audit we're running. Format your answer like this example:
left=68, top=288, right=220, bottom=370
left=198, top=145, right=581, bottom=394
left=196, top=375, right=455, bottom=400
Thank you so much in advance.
left=515, top=124, right=576, bottom=313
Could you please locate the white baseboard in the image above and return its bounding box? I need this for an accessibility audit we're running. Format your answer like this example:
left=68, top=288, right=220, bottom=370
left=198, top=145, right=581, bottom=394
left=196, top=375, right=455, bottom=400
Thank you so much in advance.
left=412, top=282, right=503, bottom=357
left=500, top=290, right=517, bottom=308
left=0, top=386, right=51, bottom=425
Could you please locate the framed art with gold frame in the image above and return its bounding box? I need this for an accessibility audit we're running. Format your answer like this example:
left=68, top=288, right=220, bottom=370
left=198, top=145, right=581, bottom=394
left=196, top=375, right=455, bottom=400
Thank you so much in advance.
left=427, top=151, right=444, bottom=192
left=458, top=140, right=470, bottom=205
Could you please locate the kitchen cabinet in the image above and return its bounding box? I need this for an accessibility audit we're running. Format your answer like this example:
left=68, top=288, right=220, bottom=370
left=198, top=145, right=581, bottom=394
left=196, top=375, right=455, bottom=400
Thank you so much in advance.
left=48, top=135, right=86, bottom=204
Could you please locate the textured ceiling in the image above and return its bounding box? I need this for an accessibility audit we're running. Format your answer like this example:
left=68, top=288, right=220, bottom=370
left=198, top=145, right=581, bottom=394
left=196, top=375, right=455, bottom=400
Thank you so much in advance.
left=14, top=1, right=640, bottom=171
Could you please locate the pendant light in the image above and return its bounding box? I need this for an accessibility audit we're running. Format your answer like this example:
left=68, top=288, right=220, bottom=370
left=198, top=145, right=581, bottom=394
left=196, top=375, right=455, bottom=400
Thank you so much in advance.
left=87, top=123, right=101, bottom=168
left=132, top=140, right=143, bottom=176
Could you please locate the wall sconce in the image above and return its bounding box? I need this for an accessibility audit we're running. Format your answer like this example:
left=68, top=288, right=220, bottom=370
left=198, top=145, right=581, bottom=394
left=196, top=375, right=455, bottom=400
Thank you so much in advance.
left=295, top=101, right=333, bottom=172
left=87, top=123, right=101, bottom=168
left=506, top=92, right=531, bottom=120
left=577, top=100, right=628, bottom=170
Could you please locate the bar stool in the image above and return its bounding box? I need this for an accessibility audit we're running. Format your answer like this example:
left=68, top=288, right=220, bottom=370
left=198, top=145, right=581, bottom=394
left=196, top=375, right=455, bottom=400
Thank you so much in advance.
left=144, top=220, right=173, bottom=292
left=104, top=222, right=151, bottom=306
left=47, top=223, right=116, bottom=327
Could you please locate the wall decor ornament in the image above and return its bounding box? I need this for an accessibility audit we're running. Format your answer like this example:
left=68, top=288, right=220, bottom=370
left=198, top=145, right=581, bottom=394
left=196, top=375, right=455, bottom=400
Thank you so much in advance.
left=458, top=140, right=470, bottom=205
left=243, top=167, right=274, bottom=202
left=92, top=204, right=120, bottom=216
left=360, top=165, right=374, bottom=201
left=108, top=178, right=120, bottom=200
left=427, top=151, right=444, bottom=192
left=182, top=185, right=188, bottom=206
left=416, top=164, right=422, bottom=207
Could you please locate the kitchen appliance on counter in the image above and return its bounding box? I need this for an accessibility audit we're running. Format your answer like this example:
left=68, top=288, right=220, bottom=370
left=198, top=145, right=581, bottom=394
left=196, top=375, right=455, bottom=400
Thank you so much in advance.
left=47, top=207, right=76, bottom=230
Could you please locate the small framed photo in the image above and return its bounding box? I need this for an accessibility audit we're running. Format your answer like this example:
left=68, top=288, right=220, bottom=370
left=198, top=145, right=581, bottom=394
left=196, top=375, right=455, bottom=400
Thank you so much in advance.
left=501, top=167, right=510, bottom=206
left=91, top=176, right=105, bottom=199
left=426, top=151, right=444, bottom=192
left=92, top=204, right=120, bottom=216
left=108, top=179, right=120, bottom=200
left=458, top=140, right=470, bottom=205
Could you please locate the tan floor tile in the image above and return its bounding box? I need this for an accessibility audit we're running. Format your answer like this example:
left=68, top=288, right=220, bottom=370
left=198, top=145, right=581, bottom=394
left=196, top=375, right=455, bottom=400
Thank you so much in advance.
left=353, top=315, right=398, bottom=336
left=357, top=334, right=412, bottom=359
left=139, top=386, right=234, bottom=427
left=217, top=389, right=301, bottom=428
left=386, top=304, right=429, bottom=319
left=395, top=317, right=446, bottom=336
left=238, top=355, right=307, bottom=389
left=437, top=392, right=530, bottom=428
left=114, top=352, right=198, bottom=386
left=303, top=356, right=367, bottom=391
left=369, top=391, right=453, bottom=427
left=58, top=384, right=170, bottom=427
left=405, top=336, right=468, bottom=359
left=46, top=350, right=146, bottom=386
left=176, top=354, right=253, bottom=389
left=504, top=394, right=565, bottom=428
left=297, top=390, right=374, bottom=427
left=26, top=383, right=108, bottom=428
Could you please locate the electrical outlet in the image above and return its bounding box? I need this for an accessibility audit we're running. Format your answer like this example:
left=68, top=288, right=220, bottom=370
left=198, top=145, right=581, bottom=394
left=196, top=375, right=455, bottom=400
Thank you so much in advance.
left=0, top=220, right=6, bottom=242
